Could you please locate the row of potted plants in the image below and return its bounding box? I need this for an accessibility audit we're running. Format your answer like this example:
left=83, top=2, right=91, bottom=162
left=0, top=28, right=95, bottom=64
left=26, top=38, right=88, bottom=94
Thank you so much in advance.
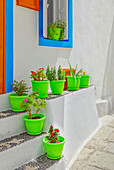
left=9, top=87, right=65, bottom=159
left=30, top=62, right=90, bottom=99
left=8, top=62, right=90, bottom=160
left=9, top=62, right=90, bottom=112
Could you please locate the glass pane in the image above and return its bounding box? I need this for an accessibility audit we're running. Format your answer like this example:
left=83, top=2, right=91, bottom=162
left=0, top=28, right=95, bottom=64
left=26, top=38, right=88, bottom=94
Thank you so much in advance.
left=43, top=0, right=68, bottom=40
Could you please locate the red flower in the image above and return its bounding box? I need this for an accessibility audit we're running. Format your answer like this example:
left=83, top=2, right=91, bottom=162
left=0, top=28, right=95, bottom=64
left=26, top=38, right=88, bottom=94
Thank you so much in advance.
left=48, top=135, right=51, bottom=139
left=51, top=132, right=54, bottom=136
left=50, top=125, right=53, bottom=128
left=52, top=139, right=55, bottom=142
left=31, top=71, right=36, bottom=75
left=38, top=73, right=41, bottom=75
left=54, top=129, right=59, bottom=132
left=29, top=87, right=32, bottom=89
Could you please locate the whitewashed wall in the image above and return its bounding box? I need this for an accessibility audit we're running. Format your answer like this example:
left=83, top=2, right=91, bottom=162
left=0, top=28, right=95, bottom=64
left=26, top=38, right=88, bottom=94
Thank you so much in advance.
left=14, top=0, right=114, bottom=102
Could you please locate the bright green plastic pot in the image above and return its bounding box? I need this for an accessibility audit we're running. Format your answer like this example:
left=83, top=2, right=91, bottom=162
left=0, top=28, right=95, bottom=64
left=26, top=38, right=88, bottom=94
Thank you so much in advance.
left=67, top=76, right=81, bottom=91
left=31, top=80, right=49, bottom=98
left=43, top=136, right=66, bottom=159
left=9, top=93, right=29, bottom=112
left=50, top=80, right=65, bottom=95
left=48, top=28, right=61, bottom=41
left=23, top=114, right=46, bottom=135
left=80, top=75, right=90, bottom=88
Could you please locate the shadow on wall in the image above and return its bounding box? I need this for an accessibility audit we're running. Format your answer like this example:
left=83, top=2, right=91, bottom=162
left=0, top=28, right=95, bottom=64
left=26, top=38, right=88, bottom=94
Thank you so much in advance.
left=102, top=17, right=114, bottom=110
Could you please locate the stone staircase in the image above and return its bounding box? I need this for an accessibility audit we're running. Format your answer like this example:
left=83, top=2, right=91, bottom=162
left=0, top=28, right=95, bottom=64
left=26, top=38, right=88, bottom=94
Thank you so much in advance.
left=0, top=110, right=65, bottom=170
left=0, top=87, right=99, bottom=170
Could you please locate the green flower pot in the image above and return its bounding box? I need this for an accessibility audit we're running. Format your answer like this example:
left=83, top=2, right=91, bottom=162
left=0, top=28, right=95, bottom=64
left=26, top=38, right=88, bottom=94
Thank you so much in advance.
left=9, top=93, right=29, bottom=112
left=31, top=80, right=49, bottom=98
left=50, top=80, right=65, bottom=95
left=43, top=136, right=66, bottom=159
left=48, top=28, right=61, bottom=41
left=23, top=114, right=46, bottom=135
left=80, top=75, right=90, bottom=88
left=67, top=76, right=81, bottom=91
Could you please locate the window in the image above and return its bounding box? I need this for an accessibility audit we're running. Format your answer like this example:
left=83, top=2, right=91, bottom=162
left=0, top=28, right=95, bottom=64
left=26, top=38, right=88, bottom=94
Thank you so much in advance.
left=43, top=0, right=68, bottom=40
left=39, top=0, right=73, bottom=48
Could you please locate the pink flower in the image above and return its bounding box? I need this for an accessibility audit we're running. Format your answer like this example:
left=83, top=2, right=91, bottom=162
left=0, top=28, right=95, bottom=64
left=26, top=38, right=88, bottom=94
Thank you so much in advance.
left=24, top=97, right=27, bottom=103
left=37, top=88, right=40, bottom=90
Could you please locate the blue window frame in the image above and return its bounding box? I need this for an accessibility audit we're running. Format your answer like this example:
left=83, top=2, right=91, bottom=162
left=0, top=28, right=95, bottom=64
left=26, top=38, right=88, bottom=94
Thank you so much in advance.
left=6, top=0, right=13, bottom=93
left=39, top=0, right=73, bottom=48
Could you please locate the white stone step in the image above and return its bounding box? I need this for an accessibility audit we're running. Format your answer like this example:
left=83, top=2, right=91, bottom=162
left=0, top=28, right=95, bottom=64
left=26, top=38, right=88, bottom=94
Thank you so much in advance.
left=0, top=110, right=26, bottom=140
left=0, top=132, right=46, bottom=170
left=0, top=87, right=99, bottom=167
left=14, top=154, right=65, bottom=170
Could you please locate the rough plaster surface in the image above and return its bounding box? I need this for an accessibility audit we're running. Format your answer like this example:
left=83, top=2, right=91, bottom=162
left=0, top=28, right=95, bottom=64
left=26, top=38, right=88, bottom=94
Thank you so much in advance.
left=14, top=0, right=114, bottom=103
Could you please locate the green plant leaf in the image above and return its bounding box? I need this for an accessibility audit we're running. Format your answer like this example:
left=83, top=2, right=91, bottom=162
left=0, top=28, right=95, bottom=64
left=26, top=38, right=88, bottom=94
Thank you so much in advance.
left=67, top=60, right=74, bottom=76
left=74, top=64, right=78, bottom=76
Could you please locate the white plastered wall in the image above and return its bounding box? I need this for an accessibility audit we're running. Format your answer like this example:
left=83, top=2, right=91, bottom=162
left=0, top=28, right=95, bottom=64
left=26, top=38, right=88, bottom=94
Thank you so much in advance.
left=13, top=0, right=114, bottom=103
left=0, top=0, right=114, bottom=111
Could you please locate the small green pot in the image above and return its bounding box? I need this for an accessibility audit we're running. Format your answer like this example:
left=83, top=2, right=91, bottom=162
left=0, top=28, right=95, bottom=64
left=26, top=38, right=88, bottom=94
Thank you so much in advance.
left=50, top=80, right=65, bottom=95
left=9, top=93, right=29, bottom=112
left=43, top=136, right=66, bottom=159
left=31, top=80, right=49, bottom=98
left=67, top=76, right=81, bottom=91
left=80, top=75, right=90, bottom=88
left=48, top=28, right=61, bottom=41
left=23, top=114, right=46, bottom=135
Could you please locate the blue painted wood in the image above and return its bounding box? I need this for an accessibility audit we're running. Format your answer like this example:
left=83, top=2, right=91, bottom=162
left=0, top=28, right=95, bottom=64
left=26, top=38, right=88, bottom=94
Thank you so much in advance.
left=6, top=0, right=13, bottom=92
left=39, top=0, right=73, bottom=48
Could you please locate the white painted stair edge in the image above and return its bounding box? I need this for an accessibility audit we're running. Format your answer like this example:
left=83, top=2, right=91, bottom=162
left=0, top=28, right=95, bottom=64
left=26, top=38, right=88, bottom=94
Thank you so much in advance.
left=0, top=134, right=46, bottom=170
left=0, top=112, right=26, bottom=140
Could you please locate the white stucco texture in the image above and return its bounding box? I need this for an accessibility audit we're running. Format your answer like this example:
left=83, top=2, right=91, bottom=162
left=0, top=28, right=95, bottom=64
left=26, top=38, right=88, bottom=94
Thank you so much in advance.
left=14, top=0, right=114, bottom=103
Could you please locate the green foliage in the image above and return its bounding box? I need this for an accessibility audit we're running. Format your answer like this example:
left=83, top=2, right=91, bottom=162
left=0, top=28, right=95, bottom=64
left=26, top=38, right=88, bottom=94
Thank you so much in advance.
left=58, top=66, right=65, bottom=80
left=20, top=91, right=46, bottom=119
left=11, top=80, right=28, bottom=96
left=46, top=66, right=56, bottom=81
left=46, top=65, right=65, bottom=81
left=48, top=125, right=60, bottom=143
left=67, top=60, right=83, bottom=77
left=30, top=68, right=46, bottom=81
left=47, top=18, right=66, bottom=41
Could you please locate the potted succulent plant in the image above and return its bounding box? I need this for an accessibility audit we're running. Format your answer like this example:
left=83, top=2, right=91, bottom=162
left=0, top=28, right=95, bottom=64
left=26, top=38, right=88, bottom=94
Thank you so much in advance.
left=30, top=68, right=49, bottom=98
left=9, top=80, right=29, bottom=112
left=20, top=91, right=46, bottom=135
left=67, top=61, right=82, bottom=91
left=46, top=65, right=65, bottom=94
left=47, top=18, right=66, bottom=41
left=43, top=125, right=66, bottom=159
left=80, top=71, right=90, bottom=88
